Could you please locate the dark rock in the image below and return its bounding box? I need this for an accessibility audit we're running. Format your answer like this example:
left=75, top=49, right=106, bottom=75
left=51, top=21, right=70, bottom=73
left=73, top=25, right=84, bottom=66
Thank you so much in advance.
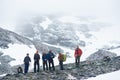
left=86, top=49, right=117, bottom=61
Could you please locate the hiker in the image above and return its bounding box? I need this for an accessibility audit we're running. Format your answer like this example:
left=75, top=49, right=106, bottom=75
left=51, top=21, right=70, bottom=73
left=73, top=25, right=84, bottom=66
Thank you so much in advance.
left=74, top=46, right=82, bottom=67
left=58, top=52, right=64, bottom=70
left=17, top=66, right=23, bottom=74
left=42, top=52, right=48, bottom=71
left=34, top=50, right=40, bottom=73
left=24, top=53, right=31, bottom=73
left=47, top=50, right=55, bottom=71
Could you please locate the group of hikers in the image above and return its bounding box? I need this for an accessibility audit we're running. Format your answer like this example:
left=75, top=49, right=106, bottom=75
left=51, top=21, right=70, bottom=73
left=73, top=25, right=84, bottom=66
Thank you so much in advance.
left=20, top=46, right=82, bottom=74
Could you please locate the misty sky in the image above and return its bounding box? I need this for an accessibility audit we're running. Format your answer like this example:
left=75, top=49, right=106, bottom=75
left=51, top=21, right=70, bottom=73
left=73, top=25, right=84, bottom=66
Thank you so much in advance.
left=0, top=0, right=120, bottom=30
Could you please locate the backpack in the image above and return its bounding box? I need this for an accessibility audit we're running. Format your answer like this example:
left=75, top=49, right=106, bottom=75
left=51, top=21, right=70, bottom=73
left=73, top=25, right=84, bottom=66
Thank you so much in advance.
left=17, top=66, right=23, bottom=73
left=63, top=54, right=67, bottom=62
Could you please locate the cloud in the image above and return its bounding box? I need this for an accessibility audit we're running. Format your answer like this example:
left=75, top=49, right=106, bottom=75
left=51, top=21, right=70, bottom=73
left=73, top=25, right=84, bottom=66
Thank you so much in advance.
left=0, top=0, right=120, bottom=30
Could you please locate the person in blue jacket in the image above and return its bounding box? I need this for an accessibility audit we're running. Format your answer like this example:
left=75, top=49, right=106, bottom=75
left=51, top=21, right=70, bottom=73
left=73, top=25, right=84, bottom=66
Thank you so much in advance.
left=47, top=50, right=55, bottom=71
left=42, top=52, right=48, bottom=71
left=24, top=53, right=31, bottom=74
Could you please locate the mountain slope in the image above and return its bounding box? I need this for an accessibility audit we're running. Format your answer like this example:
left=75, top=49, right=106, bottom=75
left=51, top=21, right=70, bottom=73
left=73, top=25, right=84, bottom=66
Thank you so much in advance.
left=1, top=56, right=120, bottom=80
left=15, top=15, right=111, bottom=49
left=0, top=27, right=64, bottom=76
left=0, top=27, right=33, bottom=49
left=0, top=27, right=36, bottom=75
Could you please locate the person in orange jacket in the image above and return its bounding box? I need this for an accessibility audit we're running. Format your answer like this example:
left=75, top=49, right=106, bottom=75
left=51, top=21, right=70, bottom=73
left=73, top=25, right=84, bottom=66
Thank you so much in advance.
left=58, top=52, right=64, bottom=70
left=74, top=46, right=82, bottom=67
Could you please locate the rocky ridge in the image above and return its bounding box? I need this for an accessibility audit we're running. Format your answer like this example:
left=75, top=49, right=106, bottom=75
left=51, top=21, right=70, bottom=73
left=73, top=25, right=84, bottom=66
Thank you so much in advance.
left=0, top=52, right=15, bottom=75
left=86, top=49, right=117, bottom=61
left=1, top=55, right=120, bottom=80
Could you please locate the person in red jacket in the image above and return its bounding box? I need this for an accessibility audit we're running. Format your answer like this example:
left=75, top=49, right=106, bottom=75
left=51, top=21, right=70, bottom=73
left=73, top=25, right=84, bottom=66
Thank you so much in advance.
left=74, top=46, right=82, bottom=67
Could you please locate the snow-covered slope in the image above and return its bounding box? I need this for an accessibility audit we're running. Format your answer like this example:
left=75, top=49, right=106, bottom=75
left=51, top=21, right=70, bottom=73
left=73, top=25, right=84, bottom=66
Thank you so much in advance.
left=0, top=27, right=36, bottom=75
left=1, top=44, right=36, bottom=67
left=14, top=15, right=120, bottom=53
left=14, top=15, right=112, bottom=49
left=0, top=27, right=33, bottom=49
left=87, top=70, right=120, bottom=80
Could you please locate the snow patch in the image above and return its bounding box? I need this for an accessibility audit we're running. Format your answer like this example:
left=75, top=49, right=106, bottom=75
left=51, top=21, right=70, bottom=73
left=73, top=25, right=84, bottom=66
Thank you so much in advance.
left=87, top=70, right=120, bottom=80
left=67, top=74, right=77, bottom=80
left=1, top=44, right=36, bottom=68
left=40, top=17, right=52, bottom=30
left=110, top=48, right=120, bottom=56
left=0, top=24, right=15, bottom=32
left=0, top=74, right=7, bottom=77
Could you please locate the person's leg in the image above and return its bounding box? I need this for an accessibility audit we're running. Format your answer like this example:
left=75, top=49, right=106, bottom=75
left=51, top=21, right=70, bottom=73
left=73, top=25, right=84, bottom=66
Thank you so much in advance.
left=59, top=61, right=61, bottom=70
left=45, top=61, right=48, bottom=70
left=61, top=61, right=64, bottom=70
left=24, top=64, right=27, bottom=73
left=25, top=63, right=29, bottom=73
left=78, top=56, right=80, bottom=66
left=76, top=56, right=80, bottom=67
left=49, top=61, right=51, bottom=71
left=37, top=61, right=40, bottom=72
left=27, top=64, right=29, bottom=73
left=75, top=57, right=78, bottom=66
left=59, top=61, right=63, bottom=70
left=34, top=61, right=36, bottom=73
left=43, top=61, right=45, bottom=71
left=51, top=61, right=55, bottom=70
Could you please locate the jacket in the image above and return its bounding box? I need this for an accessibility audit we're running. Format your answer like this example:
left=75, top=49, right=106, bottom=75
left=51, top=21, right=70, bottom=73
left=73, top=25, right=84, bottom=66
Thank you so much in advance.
left=42, top=53, right=49, bottom=61
left=47, top=52, right=55, bottom=61
left=74, top=48, right=82, bottom=57
left=24, top=56, right=31, bottom=64
left=34, top=53, right=40, bottom=62
left=58, top=53, right=64, bottom=61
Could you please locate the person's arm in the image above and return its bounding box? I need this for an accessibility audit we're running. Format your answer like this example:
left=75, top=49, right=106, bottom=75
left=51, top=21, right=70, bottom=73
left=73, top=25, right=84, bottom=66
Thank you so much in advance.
left=38, top=54, right=40, bottom=60
left=29, top=57, right=31, bottom=62
left=34, top=54, right=36, bottom=60
left=23, top=57, right=25, bottom=63
left=42, top=55, right=46, bottom=61
left=51, top=53, right=55, bottom=58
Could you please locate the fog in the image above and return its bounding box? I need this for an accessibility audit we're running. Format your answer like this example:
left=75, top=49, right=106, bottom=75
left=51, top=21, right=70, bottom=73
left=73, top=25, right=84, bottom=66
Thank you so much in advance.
left=0, top=0, right=120, bottom=31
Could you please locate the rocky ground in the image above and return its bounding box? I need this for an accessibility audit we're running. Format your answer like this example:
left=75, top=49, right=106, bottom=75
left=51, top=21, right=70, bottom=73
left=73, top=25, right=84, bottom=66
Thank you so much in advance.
left=1, top=55, right=120, bottom=80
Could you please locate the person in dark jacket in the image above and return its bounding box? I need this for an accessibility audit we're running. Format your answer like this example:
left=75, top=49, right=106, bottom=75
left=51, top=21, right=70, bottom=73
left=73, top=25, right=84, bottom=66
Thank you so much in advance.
left=47, top=50, right=55, bottom=71
left=74, top=46, right=82, bottom=67
left=24, top=53, right=31, bottom=73
left=34, top=50, right=40, bottom=73
left=42, top=52, right=48, bottom=71
left=58, top=52, right=64, bottom=70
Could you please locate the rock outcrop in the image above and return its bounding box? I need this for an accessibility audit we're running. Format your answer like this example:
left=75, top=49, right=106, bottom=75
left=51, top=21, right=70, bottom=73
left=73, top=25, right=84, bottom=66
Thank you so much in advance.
left=86, top=49, right=117, bottom=61
left=0, top=52, right=15, bottom=75
left=1, top=56, right=120, bottom=80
